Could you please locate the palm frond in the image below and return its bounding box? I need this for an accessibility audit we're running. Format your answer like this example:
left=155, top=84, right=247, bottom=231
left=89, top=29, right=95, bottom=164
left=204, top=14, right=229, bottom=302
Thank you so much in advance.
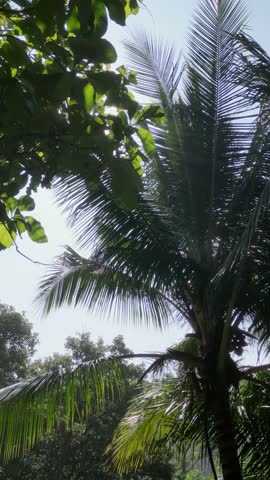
left=108, top=377, right=211, bottom=475
left=236, top=32, right=270, bottom=102
left=38, top=245, right=174, bottom=329
left=47, top=175, right=199, bottom=329
left=215, top=174, right=270, bottom=277
left=236, top=373, right=270, bottom=478
left=183, top=0, right=250, bottom=251
left=137, top=348, right=202, bottom=383
left=0, top=358, right=125, bottom=462
left=123, top=29, right=183, bottom=105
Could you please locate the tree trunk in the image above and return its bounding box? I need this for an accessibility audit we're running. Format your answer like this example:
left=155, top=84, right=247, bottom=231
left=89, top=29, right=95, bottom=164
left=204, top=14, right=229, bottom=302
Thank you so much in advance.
left=213, top=390, right=243, bottom=480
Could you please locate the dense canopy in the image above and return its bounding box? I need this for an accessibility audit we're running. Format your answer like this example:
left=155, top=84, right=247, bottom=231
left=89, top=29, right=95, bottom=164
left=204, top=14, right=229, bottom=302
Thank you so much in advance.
left=0, top=0, right=163, bottom=249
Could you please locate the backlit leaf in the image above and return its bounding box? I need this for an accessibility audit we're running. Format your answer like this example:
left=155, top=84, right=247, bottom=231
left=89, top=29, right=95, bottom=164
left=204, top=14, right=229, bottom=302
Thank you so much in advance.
left=0, top=224, right=15, bottom=249
left=69, top=37, right=117, bottom=64
left=18, top=195, right=35, bottom=212
left=104, top=0, right=126, bottom=26
left=83, top=83, right=95, bottom=111
left=25, top=217, right=48, bottom=243
left=137, top=128, right=156, bottom=157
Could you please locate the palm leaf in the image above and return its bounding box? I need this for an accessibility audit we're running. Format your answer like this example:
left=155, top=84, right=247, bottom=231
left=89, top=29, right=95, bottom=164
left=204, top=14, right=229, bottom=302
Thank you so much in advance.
left=108, top=377, right=212, bottom=475
left=183, top=0, right=250, bottom=255
left=236, top=373, right=270, bottom=478
left=236, top=32, right=270, bottom=102
left=123, top=29, right=183, bottom=105
left=0, top=358, right=125, bottom=462
left=0, top=350, right=200, bottom=464
left=46, top=175, right=199, bottom=329
left=37, top=246, right=173, bottom=329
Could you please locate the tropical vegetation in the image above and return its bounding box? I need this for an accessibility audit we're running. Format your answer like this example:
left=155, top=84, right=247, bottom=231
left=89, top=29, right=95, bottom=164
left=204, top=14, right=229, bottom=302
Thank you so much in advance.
left=0, top=306, right=179, bottom=479
left=0, top=0, right=159, bottom=250
left=1, top=0, right=270, bottom=479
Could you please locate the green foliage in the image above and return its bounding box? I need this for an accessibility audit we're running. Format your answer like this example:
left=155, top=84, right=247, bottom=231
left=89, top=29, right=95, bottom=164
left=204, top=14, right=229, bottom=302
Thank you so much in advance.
left=0, top=0, right=162, bottom=249
left=32, top=0, right=270, bottom=478
left=0, top=355, right=125, bottom=462
left=0, top=304, right=38, bottom=387
left=2, top=0, right=270, bottom=478
left=0, top=333, right=174, bottom=480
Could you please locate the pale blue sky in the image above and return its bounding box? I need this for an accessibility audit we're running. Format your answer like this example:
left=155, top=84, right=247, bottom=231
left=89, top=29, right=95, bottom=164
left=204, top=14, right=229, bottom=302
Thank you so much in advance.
left=0, top=0, right=269, bottom=359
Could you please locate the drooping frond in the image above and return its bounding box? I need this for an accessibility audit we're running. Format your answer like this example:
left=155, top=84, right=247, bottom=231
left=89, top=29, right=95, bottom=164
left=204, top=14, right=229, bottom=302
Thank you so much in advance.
left=0, top=358, right=125, bottom=462
left=38, top=246, right=173, bottom=329
left=236, top=32, right=270, bottom=102
left=108, top=377, right=211, bottom=475
left=45, top=175, right=198, bottom=329
left=137, top=348, right=202, bottom=383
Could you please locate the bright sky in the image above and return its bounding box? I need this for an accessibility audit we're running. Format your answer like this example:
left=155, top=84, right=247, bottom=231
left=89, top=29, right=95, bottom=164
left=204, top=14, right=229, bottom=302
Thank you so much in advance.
left=0, top=0, right=269, bottom=359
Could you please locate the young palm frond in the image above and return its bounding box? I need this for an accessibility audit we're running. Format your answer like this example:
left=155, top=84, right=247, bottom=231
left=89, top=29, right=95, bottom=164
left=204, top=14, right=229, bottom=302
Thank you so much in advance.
left=123, top=29, right=183, bottom=105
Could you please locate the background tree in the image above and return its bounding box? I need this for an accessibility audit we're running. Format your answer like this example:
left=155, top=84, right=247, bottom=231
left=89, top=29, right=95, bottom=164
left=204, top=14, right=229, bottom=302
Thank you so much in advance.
left=0, top=304, right=38, bottom=387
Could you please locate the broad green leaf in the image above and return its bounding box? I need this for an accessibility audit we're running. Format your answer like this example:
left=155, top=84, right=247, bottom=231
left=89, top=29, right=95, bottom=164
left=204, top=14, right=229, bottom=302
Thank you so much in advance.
left=125, top=0, right=140, bottom=16
left=0, top=38, right=29, bottom=67
left=25, top=217, right=48, bottom=243
left=83, top=83, right=95, bottom=112
left=66, top=5, right=80, bottom=32
left=18, top=195, right=35, bottom=212
left=0, top=224, right=15, bottom=249
left=93, top=1, right=108, bottom=36
left=137, top=128, right=156, bottom=157
left=5, top=197, right=18, bottom=213
left=111, top=158, right=141, bottom=209
left=36, top=0, right=65, bottom=34
left=117, top=65, right=127, bottom=76
left=77, top=0, right=94, bottom=34
left=118, top=111, right=129, bottom=128
left=134, top=105, right=165, bottom=125
left=15, top=219, right=27, bottom=234
left=54, top=73, right=73, bottom=102
left=90, top=71, right=121, bottom=94
left=132, top=154, right=143, bottom=175
left=68, top=38, right=117, bottom=64
left=104, top=0, right=126, bottom=26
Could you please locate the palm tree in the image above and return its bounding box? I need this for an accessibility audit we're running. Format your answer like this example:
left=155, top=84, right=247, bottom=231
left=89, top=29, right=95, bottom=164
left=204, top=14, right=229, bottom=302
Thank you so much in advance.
left=1, top=0, right=270, bottom=478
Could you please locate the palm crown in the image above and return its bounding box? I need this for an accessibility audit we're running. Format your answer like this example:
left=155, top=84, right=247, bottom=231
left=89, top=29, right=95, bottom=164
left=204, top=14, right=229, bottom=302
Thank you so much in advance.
left=40, top=0, right=270, bottom=368
left=1, top=0, right=270, bottom=478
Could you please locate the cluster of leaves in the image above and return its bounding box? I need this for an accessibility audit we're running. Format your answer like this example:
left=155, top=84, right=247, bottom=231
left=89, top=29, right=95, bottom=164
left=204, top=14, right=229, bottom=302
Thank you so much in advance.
left=0, top=0, right=165, bottom=250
